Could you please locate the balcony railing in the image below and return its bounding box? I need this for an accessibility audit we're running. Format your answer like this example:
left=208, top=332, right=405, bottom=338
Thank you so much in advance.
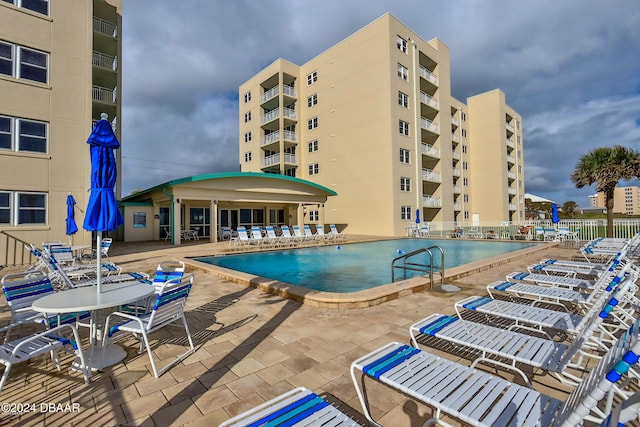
left=93, top=17, right=117, bottom=38
left=451, top=133, right=460, bottom=143
left=261, top=130, right=297, bottom=146
left=420, top=92, right=439, bottom=109
left=506, top=139, right=515, bottom=149
left=92, top=85, right=117, bottom=104
left=506, top=122, right=515, bottom=133
left=508, top=187, right=516, bottom=195
left=420, top=117, right=439, bottom=134
left=419, top=66, right=439, bottom=86
left=422, top=195, right=442, bottom=208
left=92, top=51, right=117, bottom=71
left=453, top=203, right=461, bottom=211
left=451, top=116, right=458, bottom=125
left=422, top=169, right=441, bottom=183
left=452, top=185, right=461, bottom=194
left=452, top=168, right=461, bottom=177
left=507, top=171, right=516, bottom=179
left=452, top=150, right=460, bottom=160
left=260, top=84, right=296, bottom=104
left=262, top=153, right=297, bottom=168
left=506, top=155, right=515, bottom=164
left=508, top=203, right=517, bottom=211
left=421, top=143, right=440, bottom=158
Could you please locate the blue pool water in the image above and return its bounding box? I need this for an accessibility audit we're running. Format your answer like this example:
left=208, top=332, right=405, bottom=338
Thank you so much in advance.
left=195, top=239, right=537, bottom=293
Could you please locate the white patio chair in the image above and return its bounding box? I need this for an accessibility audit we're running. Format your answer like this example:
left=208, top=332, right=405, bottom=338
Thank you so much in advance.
left=103, top=274, right=195, bottom=378
left=0, top=323, right=90, bottom=395
left=329, top=224, right=347, bottom=241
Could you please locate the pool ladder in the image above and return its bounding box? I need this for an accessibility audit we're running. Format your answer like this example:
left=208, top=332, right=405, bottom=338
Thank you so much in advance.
left=391, top=245, right=444, bottom=289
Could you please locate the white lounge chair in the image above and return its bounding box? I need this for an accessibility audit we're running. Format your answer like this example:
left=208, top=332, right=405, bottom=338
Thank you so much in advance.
left=351, top=323, right=640, bottom=427
left=281, top=225, right=303, bottom=245
left=314, top=224, right=334, bottom=241
left=292, top=225, right=312, bottom=244
left=250, top=226, right=269, bottom=246
left=329, top=224, right=347, bottom=240
left=303, top=224, right=320, bottom=243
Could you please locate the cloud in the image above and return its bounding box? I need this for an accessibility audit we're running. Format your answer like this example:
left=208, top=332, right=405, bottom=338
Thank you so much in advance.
left=120, top=0, right=640, bottom=206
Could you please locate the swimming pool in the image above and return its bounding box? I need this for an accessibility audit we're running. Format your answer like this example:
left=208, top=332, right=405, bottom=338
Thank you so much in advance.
left=195, top=239, right=537, bottom=293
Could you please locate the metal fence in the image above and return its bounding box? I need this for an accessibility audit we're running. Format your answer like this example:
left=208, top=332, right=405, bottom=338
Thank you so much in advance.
left=0, top=231, right=34, bottom=268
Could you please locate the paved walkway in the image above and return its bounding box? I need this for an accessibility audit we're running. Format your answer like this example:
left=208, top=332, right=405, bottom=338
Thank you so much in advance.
left=0, top=238, right=584, bottom=426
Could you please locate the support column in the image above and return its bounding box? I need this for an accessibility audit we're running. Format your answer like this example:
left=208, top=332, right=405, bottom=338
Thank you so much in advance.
left=296, top=203, right=305, bottom=227
left=210, top=200, right=218, bottom=243
left=173, top=198, right=181, bottom=245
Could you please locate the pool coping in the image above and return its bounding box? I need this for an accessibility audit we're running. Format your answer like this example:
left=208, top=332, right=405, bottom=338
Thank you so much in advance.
left=183, top=240, right=557, bottom=309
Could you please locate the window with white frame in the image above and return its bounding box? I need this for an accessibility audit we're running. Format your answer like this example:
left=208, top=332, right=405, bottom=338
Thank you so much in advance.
left=308, top=139, right=318, bottom=152
left=397, top=63, right=408, bottom=81
left=307, top=94, right=317, bottom=107
left=463, top=194, right=469, bottom=203
left=308, top=163, right=319, bottom=175
left=464, top=211, right=469, bottom=220
left=461, top=112, right=466, bottom=121
left=399, top=120, right=409, bottom=136
left=1, top=0, right=49, bottom=14
left=0, top=115, right=48, bottom=153
left=401, top=206, right=411, bottom=220
left=462, top=161, right=468, bottom=170
left=400, top=148, right=410, bottom=164
left=398, top=91, right=409, bottom=108
left=307, top=71, right=317, bottom=85
left=244, top=91, right=251, bottom=103
left=462, top=144, right=467, bottom=154
left=463, top=177, right=469, bottom=186
left=461, top=128, right=467, bottom=137
left=244, top=152, right=252, bottom=162
left=307, top=117, right=318, bottom=130
left=0, top=41, right=48, bottom=84
left=397, top=36, right=407, bottom=53
left=9, top=191, right=47, bottom=225
left=244, top=131, right=252, bottom=142
left=400, top=177, right=411, bottom=191
left=0, top=191, right=10, bottom=224
left=244, top=111, right=251, bottom=122
left=308, top=210, right=319, bottom=222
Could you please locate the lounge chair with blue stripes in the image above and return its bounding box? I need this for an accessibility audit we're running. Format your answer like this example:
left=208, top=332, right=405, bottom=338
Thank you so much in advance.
left=265, top=225, right=287, bottom=247
left=351, top=322, right=640, bottom=427
left=104, top=273, right=195, bottom=378
left=315, top=224, right=334, bottom=242
left=455, top=263, right=638, bottom=341
left=538, top=257, right=610, bottom=271
left=303, top=224, right=321, bottom=243
left=219, top=387, right=363, bottom=427
left=250, top=226, right=270, bottom=246
left=281, top=225, right=304, bottom=245
left=410, top=275, right=638, bottom=388
left=506, top=270, right=597, bottom=290
left=329, top=224, right=348, bottom=241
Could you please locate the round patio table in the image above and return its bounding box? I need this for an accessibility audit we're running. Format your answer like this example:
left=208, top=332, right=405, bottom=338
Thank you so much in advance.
left=32, top=281, right=155, bottom=371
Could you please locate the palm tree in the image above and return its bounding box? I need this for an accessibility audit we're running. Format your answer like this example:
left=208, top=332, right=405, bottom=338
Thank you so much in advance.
left=571, top=146, right=640, bottom=237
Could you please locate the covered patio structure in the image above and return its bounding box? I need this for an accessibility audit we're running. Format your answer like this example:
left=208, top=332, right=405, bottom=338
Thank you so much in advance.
left=120, top=172, right=337, bottom=245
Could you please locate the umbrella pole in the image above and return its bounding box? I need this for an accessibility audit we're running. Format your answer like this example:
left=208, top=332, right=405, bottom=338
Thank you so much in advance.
left=96, top=232, right=102, bottom=293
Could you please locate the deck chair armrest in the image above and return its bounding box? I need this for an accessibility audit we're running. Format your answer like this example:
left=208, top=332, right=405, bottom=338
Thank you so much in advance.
left=104, top=311, right=146, bottom=339
left=10, top=324, right=80, bottom=356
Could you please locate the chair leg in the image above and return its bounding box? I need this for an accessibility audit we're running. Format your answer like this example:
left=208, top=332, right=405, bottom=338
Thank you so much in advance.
left=0, top=364, right=12, bottom=395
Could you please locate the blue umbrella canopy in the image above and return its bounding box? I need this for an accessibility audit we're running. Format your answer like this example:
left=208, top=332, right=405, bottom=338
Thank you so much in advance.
left=65, top=193, right=78, bottom=236
left=83, top=114, right=124, bottom=232
left=415, top=208, right=421, bottom=224
left=551, top=203, right=560, bottom=224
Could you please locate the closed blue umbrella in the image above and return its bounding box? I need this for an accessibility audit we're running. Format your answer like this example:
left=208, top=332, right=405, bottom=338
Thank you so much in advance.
left=65, top=193, right=78, bottom=242
left=415, top=208, right=421, bottom=224
left=551, top=203, right=560, bottom=224
left=83, top=113, right=123, bottom=293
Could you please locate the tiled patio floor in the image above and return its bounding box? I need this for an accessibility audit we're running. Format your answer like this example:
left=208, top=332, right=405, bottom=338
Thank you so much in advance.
left=0, top=238, right=585, bottom=426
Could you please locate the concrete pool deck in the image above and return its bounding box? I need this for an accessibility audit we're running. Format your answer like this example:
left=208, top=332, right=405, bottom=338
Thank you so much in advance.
left=0, top=237, right=596, bottom=426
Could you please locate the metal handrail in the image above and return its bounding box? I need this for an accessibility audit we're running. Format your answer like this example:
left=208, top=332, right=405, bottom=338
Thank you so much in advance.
left=0, top=231, right=35, bottom=268
left=391, top=245, right=445, bottom=289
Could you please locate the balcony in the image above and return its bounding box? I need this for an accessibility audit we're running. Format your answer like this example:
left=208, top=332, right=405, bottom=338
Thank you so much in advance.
left=422, top=169, right=441, bottom=183
left=420, top=117, right=439, bottom=134
left=508, top=187, right=516, bottom=195
left=422, top=195, right=442, bottom=208
left=92, top=85, right=117, bottom=104
left=261, top=130, right=296, bottom=146
left=261, top=107, right=296, bottom=125
left=508, top=203, right=517, bottom=211
left=452, top=168, right=461, bottom=177
left=420, top=92, right=439, bottom=110
left=419, top=66, right=438, bottom=86
left=451, top=116, right=458, bottom=126
left=506, top=139, right=515, bottom=149
left=451, top=133, right=460, bottom=143
left=506, top=155, right=515, bottom=164
left=452, top=150, right=460, bottom=160
left=421, top=143, right=440, bottom=159
left=93, top=17, right=117, bottom=38
left=261, top=84, right=296, bottom=103
left=452, top=185, right=461, bottom=194
left=262, top=153, right=297, bottom=168
left=92, top=52, right=117, bottom=71
left=507, top=171, right=516, bottom=180
left=506, top=122, right=515, bottom=133
left=453, top=203, right=461, bottom=211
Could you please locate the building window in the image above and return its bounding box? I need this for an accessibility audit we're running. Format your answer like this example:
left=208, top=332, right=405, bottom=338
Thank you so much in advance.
left=400, top=148, right=410, bottom=164
left=0, top=42, right=49, bottom=84
left=461, top=112, right=466, bottom=121
left=463, top=178, right=469, bottom=186
left=17, top=119, right=47, bottom=153
left=16, top=192, right=46, bottom=225
left=244, top=152, right=252, bottom=162
left=0, top=191, right=10, bottom=224
left=307, top=94, right=317, bottom=107
left=284, top=168, right=296, bottom=177
left=308, top=163, right=319, bottom=176
left=401, top=206, right=411, bottom=220
left=398, top=91, right=409, bottom=108
left=397, top=63, right=408, bottom=81
left=462, top=161, right=468, bottom=170
left=464, top=211, right=469, bottom=220
left=463, top=194, right=469, bottom=203
left=2, top=0, right=48, bottom=14
left=307, top=71, right=317, bottom=85
left=400, top=177, right=411, bottom=191
left=397, top=36, right=407, bottom=53
left=309, top=210, right=319, bottom=222
left=244, top=111, right=251, bottom=122
left=244, top=131, right=252, bottom=142
left=399, top=120, right=409, bottom=136
left=244, top=91, right=251, bottom=103
left=462, top=144, right=467, bottom=154
left=308, top=117, right=318, bottom=130
left=0, top=115, right=48, bottom=153
left=308, top=139, right=318, bottom=152
left=461, top=128, right=467, bottom=138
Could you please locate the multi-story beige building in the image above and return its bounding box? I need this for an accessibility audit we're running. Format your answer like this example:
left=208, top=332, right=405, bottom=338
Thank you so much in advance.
left=0, top=0, right=122, bottom=253
left=590, top=186, right=640, bottom=215
left=239, top=13, right=524, bottom=235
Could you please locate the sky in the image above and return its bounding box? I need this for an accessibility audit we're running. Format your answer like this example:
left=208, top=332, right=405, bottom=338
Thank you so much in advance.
left=120, top=0, right=640, bottom=208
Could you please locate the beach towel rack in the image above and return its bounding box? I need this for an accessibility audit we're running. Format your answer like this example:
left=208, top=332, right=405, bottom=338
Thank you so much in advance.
left=391, top=245, right=444, bottom=289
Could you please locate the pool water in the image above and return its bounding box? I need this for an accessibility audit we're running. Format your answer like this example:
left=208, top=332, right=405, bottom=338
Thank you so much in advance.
left=195, top=239, right=537, bottom=293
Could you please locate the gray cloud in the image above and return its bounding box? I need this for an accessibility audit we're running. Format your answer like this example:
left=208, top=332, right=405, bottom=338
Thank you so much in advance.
left=121, top=0, right=640, bottom=207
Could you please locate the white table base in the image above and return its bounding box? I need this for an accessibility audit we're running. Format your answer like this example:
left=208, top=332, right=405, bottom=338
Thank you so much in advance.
left=73, top=343, right=127, bottom=371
